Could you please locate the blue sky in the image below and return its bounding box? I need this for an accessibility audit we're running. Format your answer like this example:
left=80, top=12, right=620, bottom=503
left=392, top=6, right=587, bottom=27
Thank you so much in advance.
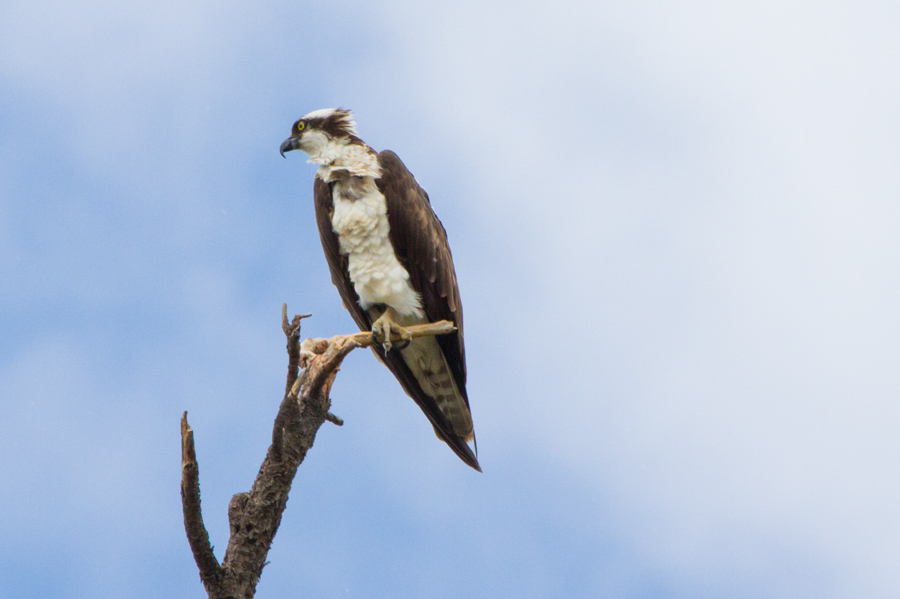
left=2, top=0, right=899, bottom=597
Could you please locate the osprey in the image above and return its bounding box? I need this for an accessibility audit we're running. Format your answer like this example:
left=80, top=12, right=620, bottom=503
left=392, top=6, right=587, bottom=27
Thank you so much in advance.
left=280, top=108, right=480, bottom=471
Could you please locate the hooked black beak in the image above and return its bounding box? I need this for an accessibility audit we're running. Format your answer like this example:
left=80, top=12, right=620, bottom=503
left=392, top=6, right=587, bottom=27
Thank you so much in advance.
left=280, top=136, right=300, bottom=158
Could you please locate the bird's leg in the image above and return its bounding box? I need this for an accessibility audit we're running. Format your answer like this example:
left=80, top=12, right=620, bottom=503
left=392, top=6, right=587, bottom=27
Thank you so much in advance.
left=371, top=307, right=412, bottom=351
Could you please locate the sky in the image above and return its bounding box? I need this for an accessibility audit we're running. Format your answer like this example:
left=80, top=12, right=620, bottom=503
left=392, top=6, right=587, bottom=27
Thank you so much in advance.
left=2, top=0, right=899, bottom=597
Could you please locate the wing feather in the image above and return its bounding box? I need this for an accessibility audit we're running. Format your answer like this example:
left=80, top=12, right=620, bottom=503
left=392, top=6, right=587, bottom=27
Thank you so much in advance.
left=375, top=151, right=468, bottom=397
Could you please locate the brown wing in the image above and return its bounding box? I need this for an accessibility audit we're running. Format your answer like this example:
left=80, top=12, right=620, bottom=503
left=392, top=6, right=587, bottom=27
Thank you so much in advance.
left=375, top=150, right=467, bottom=392
left=375, top=151, right=477, bottom=465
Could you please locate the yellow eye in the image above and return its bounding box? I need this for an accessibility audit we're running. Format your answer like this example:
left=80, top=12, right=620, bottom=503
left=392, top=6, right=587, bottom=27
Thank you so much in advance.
left=296, top=121, right=306, bottom=132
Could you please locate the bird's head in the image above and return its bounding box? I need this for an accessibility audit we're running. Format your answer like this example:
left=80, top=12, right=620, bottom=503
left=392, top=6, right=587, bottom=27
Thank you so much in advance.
left=280, top=108, right=360, bottom=162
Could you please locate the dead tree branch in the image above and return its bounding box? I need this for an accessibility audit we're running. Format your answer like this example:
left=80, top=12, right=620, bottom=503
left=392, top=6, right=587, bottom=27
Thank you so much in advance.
left=180, top=305, right=456, bottom=598
left=181, top=414, right=221, bottom=589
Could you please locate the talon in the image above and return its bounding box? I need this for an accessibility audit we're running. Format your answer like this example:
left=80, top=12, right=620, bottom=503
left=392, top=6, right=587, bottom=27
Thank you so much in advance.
left=383, top=321, right=394, bottom=351
left=371, top=307, right=411, bottom=352
left=372, top=320, right=392, bottom=351
left=393, top=336, right=411, bottom=351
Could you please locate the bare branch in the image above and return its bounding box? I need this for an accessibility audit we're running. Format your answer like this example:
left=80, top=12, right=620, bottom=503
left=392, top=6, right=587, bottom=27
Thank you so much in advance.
left=281, top=303, right=310, bottom=397
left=349, top=319, right=456, bottom=347
left=300, top=320, right=456, bottom=357
left=180, top=412, right=222, bottom=593
left=180, top=310, right=457, bottom=598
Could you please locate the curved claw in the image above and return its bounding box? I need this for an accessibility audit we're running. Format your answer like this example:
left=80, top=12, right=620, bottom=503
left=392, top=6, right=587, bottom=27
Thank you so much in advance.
left=373, top=321, right=392, bottom=351
left=371, top=308, right=414, bottom=352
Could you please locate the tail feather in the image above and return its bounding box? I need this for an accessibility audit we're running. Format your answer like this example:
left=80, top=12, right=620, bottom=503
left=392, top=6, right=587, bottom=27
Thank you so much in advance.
left=367, top=312, right=480, bottom=471
left=402, top=336, right=480, bottom=471
left=435, top=426, right=481, bottom=472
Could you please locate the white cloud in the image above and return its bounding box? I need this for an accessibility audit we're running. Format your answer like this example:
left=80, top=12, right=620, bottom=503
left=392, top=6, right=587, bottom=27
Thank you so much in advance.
left=352, top=0, right=900, bottom=595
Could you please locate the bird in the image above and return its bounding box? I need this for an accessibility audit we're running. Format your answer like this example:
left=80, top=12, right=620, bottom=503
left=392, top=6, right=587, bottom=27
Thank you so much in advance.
left=280, top=108, right=480, bottom=471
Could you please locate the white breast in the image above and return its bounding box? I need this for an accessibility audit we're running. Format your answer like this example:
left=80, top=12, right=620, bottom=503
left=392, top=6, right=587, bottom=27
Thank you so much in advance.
left=330, top=177, right=424, bottom=318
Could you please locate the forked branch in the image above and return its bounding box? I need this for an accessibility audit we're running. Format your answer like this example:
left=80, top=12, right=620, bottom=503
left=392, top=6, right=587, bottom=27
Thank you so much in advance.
left=180, top=305, right=456, bottom=598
